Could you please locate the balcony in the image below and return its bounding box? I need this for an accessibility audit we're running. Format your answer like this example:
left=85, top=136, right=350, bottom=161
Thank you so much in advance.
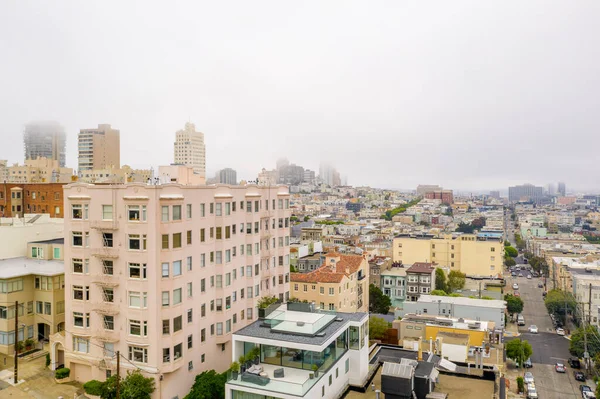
left=90, top=220, right=119, bottom=230
left=91, top=248, right=119, bottom=259
left=227, top=363, right=320, bottom=396
left=92, top=302, right=120, bottom=316
left=92, top=274, right=119, bottom=288
left=95, top=329, right=120, bottom=343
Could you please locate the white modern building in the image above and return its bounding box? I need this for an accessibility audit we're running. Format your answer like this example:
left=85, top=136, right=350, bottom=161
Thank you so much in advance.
left=395, top=295, right=506, bottom=329
left=225, top=305, right=369, bottom=399
left=173, top=122, right=206, bottom=178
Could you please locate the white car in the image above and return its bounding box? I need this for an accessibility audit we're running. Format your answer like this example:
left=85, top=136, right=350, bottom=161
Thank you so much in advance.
left=513, top=283, right=519, bottom=290
left=527, top=275, right=532, bottom=279
left=529, top=325, right=538, bottom=334
left=524, top=371, right=534, bottom=384
left=556, top=327, right=565, bottom=336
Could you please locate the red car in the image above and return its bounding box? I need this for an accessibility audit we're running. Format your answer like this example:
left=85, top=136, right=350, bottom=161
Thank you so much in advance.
left=555, top=363, right=566, bottom=373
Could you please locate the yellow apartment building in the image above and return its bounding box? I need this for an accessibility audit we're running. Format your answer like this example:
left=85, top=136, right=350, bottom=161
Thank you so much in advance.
left=393, top=234, right=504, bottom=277
left=290, top=253, right=369, bottom=312
left=0, top=238, right=65, bottom=355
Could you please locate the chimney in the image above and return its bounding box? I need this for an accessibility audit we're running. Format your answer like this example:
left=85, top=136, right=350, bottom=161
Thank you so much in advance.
left=417, top=338, right=423, bottom=361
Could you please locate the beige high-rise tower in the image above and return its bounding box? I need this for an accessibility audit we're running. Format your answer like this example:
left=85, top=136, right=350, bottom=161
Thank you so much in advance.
left=78, top=124, right=120, bottom=173
left=173, top=122, right=206, bottom=178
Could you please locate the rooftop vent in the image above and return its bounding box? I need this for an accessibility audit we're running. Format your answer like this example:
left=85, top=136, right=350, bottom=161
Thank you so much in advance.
left=335, top=317, right=344, bottom=322
left=315, top=332, right=326, bottom=337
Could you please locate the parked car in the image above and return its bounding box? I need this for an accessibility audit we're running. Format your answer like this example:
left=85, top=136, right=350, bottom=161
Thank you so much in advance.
left=512, top=272, right=517, bottom=277
left=524, top=358, right=533, bottom=368
left=557, top=327, right=566, bottom=336
left=519, top=273, right=524, bottom=277
left=581, top=385, right=596, bottom=398
left=538, top=282, right=544, bottom=288
left=527, top=384, right=538, bottom=399
left=513, top=283, right=519, bottom=290
left=569, top=358, right=582, bottom=369
left=574, top=371, right=585, bottom=381
left=527, top=275, right=532, bottom=279
left=555, top=362, right=566, bottom=373
left=529, top=325, right=538, bottom=334
left=542, top=291, right=547, bottom=297
left=524, top=372, right=534, bottom=384
left=514, top=291, right=521, bottom=297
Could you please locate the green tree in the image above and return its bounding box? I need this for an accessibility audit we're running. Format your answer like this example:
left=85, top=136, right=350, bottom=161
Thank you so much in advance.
left=446, top=271, right=466, bottom=293
left=430, top=290, right=447, bottom=296
left=506, top=339, right=533, bottom=367
left=290, top=216, right=299, bottom=222
left=369, top=316, right=389, bottom=340
left=504, top=294, right=524, bottom=318
left=369, top=284, right=392, bottom=314
left=455, top=222, right=475, bottom=234
left=303, top=216, right=310, bottom=222
left=504, top=257, right=516, bottom=267
left=185, top=370, right=227, bottom=399
left=544, top=289, right=576, bottom=323
left=101, top=371, right=156, bottom=399
left=504, top=240, right=511, bottom=247
left=435, top=268, right=447, bottom=293
left=569, top=325, right=600, bottom=358
left=505, top=246, right=518, bottom=258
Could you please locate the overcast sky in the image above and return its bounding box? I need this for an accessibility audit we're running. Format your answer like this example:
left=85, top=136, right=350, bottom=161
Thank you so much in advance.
left=1, top=1, right=599, bottom=192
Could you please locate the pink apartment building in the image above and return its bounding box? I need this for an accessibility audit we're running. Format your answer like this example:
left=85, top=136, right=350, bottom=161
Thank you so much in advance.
left=51, top=182, right=291, bottom=399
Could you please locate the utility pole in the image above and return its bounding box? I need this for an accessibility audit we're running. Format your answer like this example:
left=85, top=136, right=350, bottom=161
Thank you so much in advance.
left=116, top=350, right=120, bottom=399
left=583, top=302, right=589, bottom=376
left=589, top=283, right=593, bottom=325
left=13, top=300, right=18, bottom=384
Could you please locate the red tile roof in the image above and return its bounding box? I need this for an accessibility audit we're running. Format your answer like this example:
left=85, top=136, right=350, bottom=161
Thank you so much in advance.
left=290, top=253, right=366, bottom=284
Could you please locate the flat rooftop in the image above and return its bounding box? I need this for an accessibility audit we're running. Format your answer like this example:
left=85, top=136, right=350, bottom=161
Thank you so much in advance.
left=0, top=257, right=64, bottom=279
left=344, top=365, right=494, bottom=399
left=416, top=294, right=506, bottom=309
left=234, top=306, right=367, bottom=346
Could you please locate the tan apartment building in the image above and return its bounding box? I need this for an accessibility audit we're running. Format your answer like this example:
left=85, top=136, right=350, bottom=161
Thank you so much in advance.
left=393, top=234, right=504, bottom=277
left=77, top=165, right=151, bottom=184
left=290, top=253, right=369, bottom=312
left=78, top=124, right=120, bottom=172
left=0, top=237, right=65, bottom=355
left=52, top=182, right=291, bottom=399
left=6, top=157, right=73, bottom=183
left=173, top=122, right=206, bottom=178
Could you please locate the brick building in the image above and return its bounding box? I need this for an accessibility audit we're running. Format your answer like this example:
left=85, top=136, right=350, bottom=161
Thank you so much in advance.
left=0, top=183, right=67, bottom=218
left=424, top=190, right=454, bottom=204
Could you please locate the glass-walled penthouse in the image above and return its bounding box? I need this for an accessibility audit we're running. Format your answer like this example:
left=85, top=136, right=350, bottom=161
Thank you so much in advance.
left=226, top=306, right=369, bottom=398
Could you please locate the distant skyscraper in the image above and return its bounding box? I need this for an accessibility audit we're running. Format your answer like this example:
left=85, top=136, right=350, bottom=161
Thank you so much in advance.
left=558, top=182, right=566, bottom=196
left=278, top=163, right=304, bottom=185
left=319, top=162, right=341, bottom=186
left=218, top=168, right=237, bottom=185
left=78, top=124, right=120, bottom=172
left=173, top=122, right=206, bottom=177
left=303, top=169, right=316, bottom=185
left=508, top=184, right=544, bottom=203
left=23, top=121, right=66, bottom=167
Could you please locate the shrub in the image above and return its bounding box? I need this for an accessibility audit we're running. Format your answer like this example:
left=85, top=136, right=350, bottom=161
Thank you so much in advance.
left=516, top=376, right=525, bottom=393
left=55, top=367, right=70, bottom=379
left=45, top=353, right=51, bottom=367
left=84, top=380, right=104, bottom=395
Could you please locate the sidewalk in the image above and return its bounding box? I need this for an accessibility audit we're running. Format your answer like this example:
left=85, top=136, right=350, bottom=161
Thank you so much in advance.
left=0, top=353, right=83, bottom=398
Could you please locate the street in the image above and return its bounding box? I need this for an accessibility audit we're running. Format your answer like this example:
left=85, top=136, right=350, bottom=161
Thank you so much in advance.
left=509, top=272, right=587, bottom=398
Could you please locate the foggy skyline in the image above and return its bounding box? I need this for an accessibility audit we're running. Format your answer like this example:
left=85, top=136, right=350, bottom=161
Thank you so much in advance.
left=1, top=1, right=599, bottom=191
